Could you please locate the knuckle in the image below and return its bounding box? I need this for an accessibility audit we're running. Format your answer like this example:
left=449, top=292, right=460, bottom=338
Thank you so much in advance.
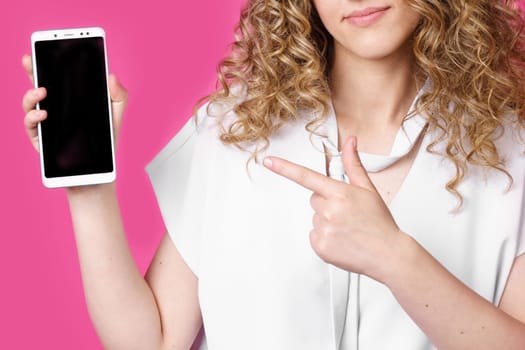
left=22, top=92, right=33, bottom=110
left=334, top=186, right=350, bottom=200
left=312, top=234, right=331, bottom=261
left=24, top=112, right=31, bottom=125
left=310, top=193, right=320, bottom=209
left=312, top=213, right=325, bottom=232
left=309, top=193, right=315, bottom=206
left=311, top=223, right=338, bottom=259
left=22, top=89, right=44, bottom=112
left=25, top=110, right=43, bottom=127
left=323, top=208, right=334, bottom=221
left=323, top=201, right=341, bottom=221
left=312, top=213, right=322, bottom=228
left=24, top=112, right=36, bottom=128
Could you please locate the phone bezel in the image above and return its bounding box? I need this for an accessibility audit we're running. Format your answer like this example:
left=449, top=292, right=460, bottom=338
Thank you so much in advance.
left=31, top=27, right=116, bottom=188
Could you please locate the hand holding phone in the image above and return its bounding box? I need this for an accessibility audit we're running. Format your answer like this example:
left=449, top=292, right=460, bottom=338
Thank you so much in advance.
left=30, top=27, right=119, bottom=188
left=22, top=58, right=127, bottom=160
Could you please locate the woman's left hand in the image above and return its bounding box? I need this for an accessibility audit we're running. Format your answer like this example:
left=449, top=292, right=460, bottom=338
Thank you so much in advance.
left=263, top=136, right=405, bottom=282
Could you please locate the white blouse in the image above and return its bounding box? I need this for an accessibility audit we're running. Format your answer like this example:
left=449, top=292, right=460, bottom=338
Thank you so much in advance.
left=146, top=103, right=525, bottom=350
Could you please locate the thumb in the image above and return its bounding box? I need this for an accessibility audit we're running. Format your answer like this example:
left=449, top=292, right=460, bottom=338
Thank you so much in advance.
left=109, top=74, right=128, bottom=104
left=108, top=74, right=128, bottom=144
left=341, top=136, right=375, bottom=191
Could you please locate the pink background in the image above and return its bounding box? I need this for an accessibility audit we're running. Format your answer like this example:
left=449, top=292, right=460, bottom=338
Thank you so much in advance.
left=2, top=0, right=244, bottom=348
left=3, top=1, right=525, bottom=349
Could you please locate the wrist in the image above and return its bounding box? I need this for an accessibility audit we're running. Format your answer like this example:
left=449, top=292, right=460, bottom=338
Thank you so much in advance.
left=66, top=182, right=117, bottom=201
left=377, top=230, right=422, bottom=288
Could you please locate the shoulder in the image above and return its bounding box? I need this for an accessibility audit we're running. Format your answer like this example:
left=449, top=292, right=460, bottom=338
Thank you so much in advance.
left=145, top=102, right=233, bottom=175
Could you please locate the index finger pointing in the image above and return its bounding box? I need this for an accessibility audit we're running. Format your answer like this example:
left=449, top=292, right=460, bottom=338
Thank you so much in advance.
left=263, top=156, right=338, bottom=197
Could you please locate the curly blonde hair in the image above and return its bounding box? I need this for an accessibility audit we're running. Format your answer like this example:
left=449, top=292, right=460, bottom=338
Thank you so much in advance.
left=197, top=0, right=525, bottom=202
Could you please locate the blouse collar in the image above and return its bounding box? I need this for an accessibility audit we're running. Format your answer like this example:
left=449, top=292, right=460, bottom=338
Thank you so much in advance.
left=320, top=82, right=429, bottom=176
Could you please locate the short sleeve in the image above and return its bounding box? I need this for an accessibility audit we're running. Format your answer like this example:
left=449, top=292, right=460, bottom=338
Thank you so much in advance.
left=145, top=117, right=201, bottom=275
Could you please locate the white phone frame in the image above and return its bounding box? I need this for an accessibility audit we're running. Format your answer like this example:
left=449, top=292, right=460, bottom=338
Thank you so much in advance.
left=31, top=27, right=116, bottom=188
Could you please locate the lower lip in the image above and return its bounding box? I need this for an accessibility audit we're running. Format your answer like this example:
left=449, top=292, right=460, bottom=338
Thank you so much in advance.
left=346, top=8, right=389, bottom=27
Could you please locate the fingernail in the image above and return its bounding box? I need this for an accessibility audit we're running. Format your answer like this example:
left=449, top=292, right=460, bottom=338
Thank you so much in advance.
left=263, top=157, right=273, bottom=168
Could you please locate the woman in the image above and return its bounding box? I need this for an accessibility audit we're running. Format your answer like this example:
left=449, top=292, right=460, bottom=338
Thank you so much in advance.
left=22, top=0, right=525, bottom=349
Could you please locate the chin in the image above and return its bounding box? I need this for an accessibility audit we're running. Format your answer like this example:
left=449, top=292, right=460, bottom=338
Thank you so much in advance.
left=339, top=37, right=412, bottom=62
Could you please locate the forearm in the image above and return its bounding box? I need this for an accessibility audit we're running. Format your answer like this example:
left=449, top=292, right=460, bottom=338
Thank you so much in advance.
left=385, top=233, right=525, bottom=350
left=67, top=184, right=162, bottom=350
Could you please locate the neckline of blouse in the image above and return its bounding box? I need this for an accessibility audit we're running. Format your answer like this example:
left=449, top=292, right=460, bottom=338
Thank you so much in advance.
left=320, top=82, right=429, bottom=175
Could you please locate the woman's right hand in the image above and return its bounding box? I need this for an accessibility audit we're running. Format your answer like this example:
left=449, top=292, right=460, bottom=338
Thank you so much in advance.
left=21, top=54, right=128, bottom=153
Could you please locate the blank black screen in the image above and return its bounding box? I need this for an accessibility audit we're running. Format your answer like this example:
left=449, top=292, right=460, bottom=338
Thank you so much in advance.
left=35, top=37, right=113, bottom=178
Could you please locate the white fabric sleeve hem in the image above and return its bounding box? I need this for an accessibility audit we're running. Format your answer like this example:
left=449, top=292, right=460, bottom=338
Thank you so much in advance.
left=146, top=118, right=201, bottom=276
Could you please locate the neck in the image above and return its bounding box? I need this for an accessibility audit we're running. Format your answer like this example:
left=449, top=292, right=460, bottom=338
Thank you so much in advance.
left=329, top=42, right=421, bottom=153
left=330, top=41, right=420, bottom=129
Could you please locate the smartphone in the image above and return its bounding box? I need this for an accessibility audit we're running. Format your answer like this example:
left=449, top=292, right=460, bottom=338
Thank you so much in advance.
left=31, top=27, right=116, bottom=188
